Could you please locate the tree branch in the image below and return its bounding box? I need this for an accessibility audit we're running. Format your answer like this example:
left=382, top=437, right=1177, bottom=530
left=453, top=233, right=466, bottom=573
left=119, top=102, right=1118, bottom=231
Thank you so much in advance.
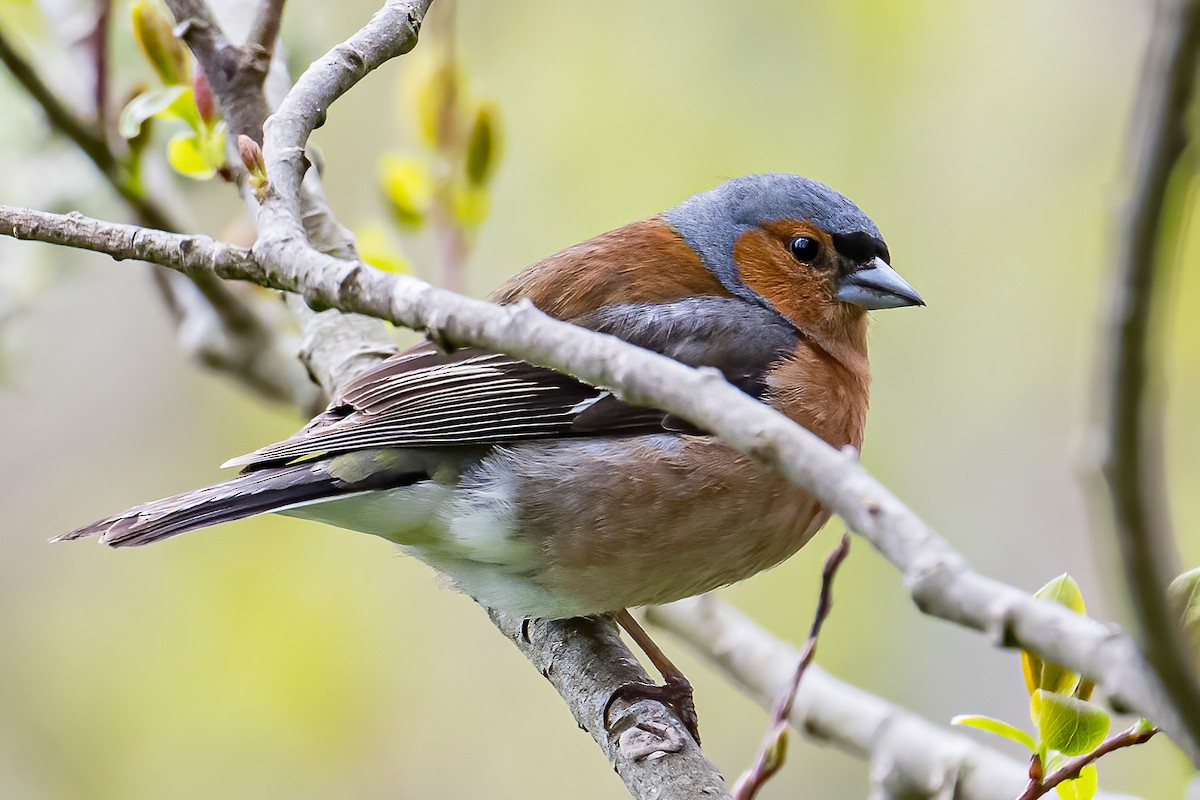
left=0, top=26, right=120, bottom=197
left=12, top=0, right=1197, bottom=789
left=646, top=597, right=1143, bottom=800
left=0, top=20, right=316, bottom=409
left=123, top=3, right=731, bottom=795
left=164, top=0, right=270, bottom=141
left=1018, top=723, right=1156, bottom=800
left=165, top=0, right=399, bottom=402
left=245, top=0, right=286, bottom=71
left=1096, top=0, right=1200, bottom=753
left=489, top=611, right=730, bottom=799
left=89, top=0, right=113, bottom=128
left=241, top=1, right=1200, bottom=766
left=0, top=200, right=1187, bottom=766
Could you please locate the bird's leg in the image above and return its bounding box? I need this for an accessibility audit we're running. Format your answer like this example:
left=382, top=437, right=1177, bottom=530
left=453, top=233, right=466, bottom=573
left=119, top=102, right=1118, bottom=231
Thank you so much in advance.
left=603, top=608, right=700, bottom=743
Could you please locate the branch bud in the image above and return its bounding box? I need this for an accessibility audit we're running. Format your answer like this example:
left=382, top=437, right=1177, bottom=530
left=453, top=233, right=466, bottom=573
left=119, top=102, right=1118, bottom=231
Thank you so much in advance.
left=237, top=135, right=268, bottom=201
left=193, top=67, right=217, bottom=125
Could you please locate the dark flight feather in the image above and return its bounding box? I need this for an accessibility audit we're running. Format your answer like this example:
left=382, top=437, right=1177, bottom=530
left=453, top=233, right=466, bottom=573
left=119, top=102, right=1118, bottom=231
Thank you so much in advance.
left=56, top=459, right=421, bottom=547
left=226, top=298, right=798, bottom=471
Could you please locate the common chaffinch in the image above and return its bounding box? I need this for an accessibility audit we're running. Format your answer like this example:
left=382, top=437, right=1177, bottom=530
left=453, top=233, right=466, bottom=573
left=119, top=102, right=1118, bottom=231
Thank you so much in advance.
left=61, top=173, right=922, bottom=739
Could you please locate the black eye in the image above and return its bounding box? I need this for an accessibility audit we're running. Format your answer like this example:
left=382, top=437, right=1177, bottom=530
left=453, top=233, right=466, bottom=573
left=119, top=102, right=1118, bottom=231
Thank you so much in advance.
left=788, top=236, right=821, bottom=263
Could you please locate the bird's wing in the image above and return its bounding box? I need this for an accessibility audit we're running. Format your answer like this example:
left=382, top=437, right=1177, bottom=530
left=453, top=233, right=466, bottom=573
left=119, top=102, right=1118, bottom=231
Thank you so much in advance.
left=227, top=297, right=798, bottom=470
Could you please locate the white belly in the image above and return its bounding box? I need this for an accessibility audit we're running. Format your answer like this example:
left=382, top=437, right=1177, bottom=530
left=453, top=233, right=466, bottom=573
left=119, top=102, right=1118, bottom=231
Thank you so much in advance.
left=277, top=477, right=586, bottom=617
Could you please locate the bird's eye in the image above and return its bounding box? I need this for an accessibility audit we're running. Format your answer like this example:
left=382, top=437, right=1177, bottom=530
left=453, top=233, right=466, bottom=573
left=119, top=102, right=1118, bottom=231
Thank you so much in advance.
left=788, top=236, right=821, bottom=263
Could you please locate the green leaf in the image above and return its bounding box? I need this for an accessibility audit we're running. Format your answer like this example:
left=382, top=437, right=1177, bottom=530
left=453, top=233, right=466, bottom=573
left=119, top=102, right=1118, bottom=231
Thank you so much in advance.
left=166, top=131, right=216, bottom=179
left=410, top=53, right=463, bottom=148
left=379, top=154, right=433, bottom=227
left=354, top=222, right=412, bottom=274
left=1055, top=764, right=1098, bottom=800
left=452, top=180, right=490, bottom=227
left=200, top=121, right=227, bottom=169
left=1036, top=574, right=1087, bottom=615
left=119, top=86, right=186, bottom=139
left=465, top=100, right=501, bottom=186
left=131, top=1, right=191, bottom=86
left=951, top=715, right=1037, bottom=751
left=1032, top=690, right=1110, bottom=756
left=1023, top=574, right=1088, bottom=696
left=1168, top=567, right=1200, bottom=660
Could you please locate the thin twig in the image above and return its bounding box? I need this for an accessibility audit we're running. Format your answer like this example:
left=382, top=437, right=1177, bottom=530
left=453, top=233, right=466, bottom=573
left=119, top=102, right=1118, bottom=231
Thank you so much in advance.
left=245, top=0, right=287, bottom=69
left=429, top=0, right=468, bottom=293
left=0, top=27, right=118, bottom=181
left=732, top=533, right=851, bottom=800
left=1017, top=723, right=1158, bottom=800
left=0, top=11, right=315, bottom=407
left=164, top=0, right=269, bottom=140
left=167, top=0, right=397, bottom=400
left=90, top=0, right=113, bottom=129
left=1097, top=0, right=1200, bottom=751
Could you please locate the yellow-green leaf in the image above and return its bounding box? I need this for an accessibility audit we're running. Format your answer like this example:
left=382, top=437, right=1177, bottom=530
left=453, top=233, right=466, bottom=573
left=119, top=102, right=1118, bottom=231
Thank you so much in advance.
left=380, top=155, right=433, bottom=227
left=1036, top=574, right=1087, bottom=615
left=1023, top=574, right=1088, bottom=696
left=452, top=180, right=490, bottom=227
left=166, top=131, right=216, bottom=179
left=952, top=714, right=1037, bottom=751
left=411, top=54, right=462, bottom=147
left=1055, top=764, right=1098, bottom=800
left=1032, top=690, right=1110, bottom=756
left=131, top=2, right=190, bottom=86
left=1168, top=566, right=1200, bottom=661
left=465, top=101, right=501, bottom=186
left=354, top=222, right=412, bottom=274
left=119, top=86, right=186, bottom=139
left=200, top=121, right=227, bottom=169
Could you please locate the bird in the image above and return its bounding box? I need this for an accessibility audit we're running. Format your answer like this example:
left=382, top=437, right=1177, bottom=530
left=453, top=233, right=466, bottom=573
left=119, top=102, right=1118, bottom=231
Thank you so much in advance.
left=59, top=172, right=923, bottom=740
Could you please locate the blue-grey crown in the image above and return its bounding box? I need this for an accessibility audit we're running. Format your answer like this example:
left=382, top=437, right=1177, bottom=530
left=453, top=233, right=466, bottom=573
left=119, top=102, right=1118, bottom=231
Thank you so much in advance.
left=661, top=173, right=882, bottom=304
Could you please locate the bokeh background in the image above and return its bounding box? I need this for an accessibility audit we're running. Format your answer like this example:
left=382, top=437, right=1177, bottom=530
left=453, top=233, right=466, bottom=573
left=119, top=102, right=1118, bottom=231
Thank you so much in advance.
left=1, top=0, right=1198, bottom=797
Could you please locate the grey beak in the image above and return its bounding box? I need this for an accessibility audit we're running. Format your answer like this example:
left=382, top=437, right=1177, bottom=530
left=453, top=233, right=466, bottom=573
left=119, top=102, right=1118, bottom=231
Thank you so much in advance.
left=837, top=256, right=924, bottom=310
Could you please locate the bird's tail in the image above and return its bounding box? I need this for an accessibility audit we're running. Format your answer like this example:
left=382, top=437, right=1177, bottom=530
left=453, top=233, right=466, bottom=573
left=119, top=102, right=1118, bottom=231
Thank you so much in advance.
left=56, top=462, right=375, bottom=547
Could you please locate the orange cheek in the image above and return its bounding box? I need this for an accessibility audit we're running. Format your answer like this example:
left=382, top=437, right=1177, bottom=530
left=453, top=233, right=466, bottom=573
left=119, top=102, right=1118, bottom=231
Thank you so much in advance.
left=732, top=227, right=833, bottom=325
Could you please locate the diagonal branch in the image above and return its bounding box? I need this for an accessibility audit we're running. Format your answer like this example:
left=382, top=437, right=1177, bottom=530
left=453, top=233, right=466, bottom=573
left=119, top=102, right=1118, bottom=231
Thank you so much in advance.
left=122, top=3, right=729, bottom=796
left=165, top=0, right=273, bottom=141
left=0, top=21, right=315, bottom=409
left=1019, top=722, right=1157, bottom=800
left=12, top=0, right=1198, bottom=789
left=245, top=0, right=287, bottom=69
left=489, top=610, right=730, bottom=799
left=647, top=597, right=1143, bottom=800
left=164, top=0, right=399, bottom=398
left=1096, top=0, right=1200, bottom=750
left=0, top=26, right=139, bottom=219
left=244, top=3, right=1200, bottom=766
left=0, top=201, right=1188, bottom=768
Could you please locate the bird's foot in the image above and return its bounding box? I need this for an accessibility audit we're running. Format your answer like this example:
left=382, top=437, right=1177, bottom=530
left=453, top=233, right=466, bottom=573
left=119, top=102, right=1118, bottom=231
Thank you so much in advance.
left=603, top=676, right=700, bottom=744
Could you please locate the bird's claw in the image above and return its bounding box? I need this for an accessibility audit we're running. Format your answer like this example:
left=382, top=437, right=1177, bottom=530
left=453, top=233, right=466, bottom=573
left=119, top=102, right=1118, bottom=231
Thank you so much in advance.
left=603, top=676, right=700, bottom=744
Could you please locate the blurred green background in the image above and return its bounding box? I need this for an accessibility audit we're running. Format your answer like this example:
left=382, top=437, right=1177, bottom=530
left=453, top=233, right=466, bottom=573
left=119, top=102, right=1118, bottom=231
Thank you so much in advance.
left=1, top=0, right=1198, bottom=797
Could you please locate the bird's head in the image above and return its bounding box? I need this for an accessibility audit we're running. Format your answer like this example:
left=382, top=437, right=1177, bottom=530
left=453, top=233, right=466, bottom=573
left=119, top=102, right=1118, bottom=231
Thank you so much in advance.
left=661, top=173, right=922, bottom=342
